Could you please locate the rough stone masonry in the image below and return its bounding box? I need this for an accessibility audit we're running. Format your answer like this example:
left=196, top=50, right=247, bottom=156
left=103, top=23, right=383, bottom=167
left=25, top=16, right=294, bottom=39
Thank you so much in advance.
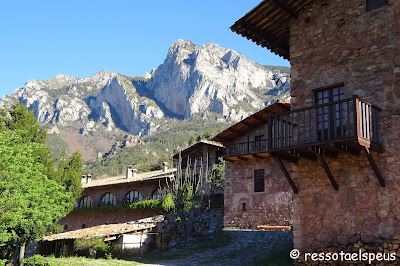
left=288, top=0, right=400, bottom=253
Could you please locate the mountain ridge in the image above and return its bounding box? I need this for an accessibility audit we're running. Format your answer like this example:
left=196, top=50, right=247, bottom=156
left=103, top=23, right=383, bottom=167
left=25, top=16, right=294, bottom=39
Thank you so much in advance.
left=0, top=39, right=291, bottom=167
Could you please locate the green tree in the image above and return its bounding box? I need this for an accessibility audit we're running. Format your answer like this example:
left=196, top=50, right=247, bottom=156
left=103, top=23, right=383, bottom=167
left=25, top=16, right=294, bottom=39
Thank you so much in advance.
left=206, top=157, right=225, bottom=194
left=0, top=131, right=71, bottom=263
left=56, top=151, right=84, bottom=205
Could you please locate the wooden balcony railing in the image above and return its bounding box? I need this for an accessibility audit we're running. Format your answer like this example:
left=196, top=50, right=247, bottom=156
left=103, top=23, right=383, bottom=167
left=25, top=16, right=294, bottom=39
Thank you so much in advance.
left=267, top=96, right=381, bottom=151
left=223, top=96, right=381, bottom=158
left=226, top=140, right=268, bottom=157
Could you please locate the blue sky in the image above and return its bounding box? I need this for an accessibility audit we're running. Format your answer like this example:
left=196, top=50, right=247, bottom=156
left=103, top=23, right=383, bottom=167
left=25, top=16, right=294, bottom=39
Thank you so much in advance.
left=0, top=0, right=290, bottom=98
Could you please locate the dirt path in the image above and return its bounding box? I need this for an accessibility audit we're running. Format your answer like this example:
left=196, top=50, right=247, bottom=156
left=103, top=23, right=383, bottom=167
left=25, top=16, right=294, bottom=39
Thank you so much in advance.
left=147, top=230, right=293, bottom=266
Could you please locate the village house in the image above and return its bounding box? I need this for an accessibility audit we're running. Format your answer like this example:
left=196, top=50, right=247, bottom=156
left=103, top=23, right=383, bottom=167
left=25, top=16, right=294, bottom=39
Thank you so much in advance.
left=212, top=102, right=294, bottom=229
left=173, top=140, right=225, bottom=208
left=59, top=166, right=175, bottom=232
left=231, top=0, right=399, bottom=255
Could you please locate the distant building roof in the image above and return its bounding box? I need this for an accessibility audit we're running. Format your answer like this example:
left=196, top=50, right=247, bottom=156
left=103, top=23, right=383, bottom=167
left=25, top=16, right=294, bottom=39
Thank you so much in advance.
left=212, top=101, right=290, bottom=143
left=172, top=140, right=225, bottom=159
left=230, top=0, right=314, bottom=60
left=83, top=169, right=176, bottom=189
left=42, top=215, right=164, bottom=241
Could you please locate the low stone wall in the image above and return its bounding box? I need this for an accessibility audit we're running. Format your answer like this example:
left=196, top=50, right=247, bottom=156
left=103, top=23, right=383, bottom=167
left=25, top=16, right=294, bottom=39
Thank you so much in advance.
left=152, top=209, right=224, bottom=247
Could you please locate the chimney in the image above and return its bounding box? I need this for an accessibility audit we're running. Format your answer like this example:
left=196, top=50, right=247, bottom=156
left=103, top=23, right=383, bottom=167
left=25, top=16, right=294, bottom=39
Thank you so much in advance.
left=126, top=166, right=138, bottom=179
left=81, top=175, right=87, bottom=184
left=162, top=162, right=168, bottom=173
left=126, top=165, right=132, bottom=179
left=86, top=174, right=92, bottom=183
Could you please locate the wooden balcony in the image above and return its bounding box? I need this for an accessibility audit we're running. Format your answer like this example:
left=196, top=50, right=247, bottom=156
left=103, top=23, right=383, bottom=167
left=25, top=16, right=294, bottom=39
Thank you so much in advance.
left=225, top=140, right=268, bottom=159
left=268, top=95, right=382, bottom=160
left=222, top=96, right=384, bottom=191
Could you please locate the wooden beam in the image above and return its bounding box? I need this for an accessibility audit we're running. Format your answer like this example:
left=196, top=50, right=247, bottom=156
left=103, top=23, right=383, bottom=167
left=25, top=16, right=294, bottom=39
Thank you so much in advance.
left=252, top=154, right=265, bottom=159
left=315, top=152, right=339, bottom=190
left=253, top=114, right=268, bottom=123
left=241, top=121, right=256, bottom=129
left=237, top=156, right=249, bottom=161
left=270, top=0, right=299, bottom=19
left=274, top=157, right=298, bottom=194
left=213, top=136, right=233, bottom=143
left=311, top=146, right=338, bottom=159
left=333, top=143, right=360, bottom=156
left=223, top=157, right=235, bottom=162
left=363, top=147, right=385, bottom=187
left=271, top=152, right=298, bottom=164
left=228, top=128, right=246, bottom=135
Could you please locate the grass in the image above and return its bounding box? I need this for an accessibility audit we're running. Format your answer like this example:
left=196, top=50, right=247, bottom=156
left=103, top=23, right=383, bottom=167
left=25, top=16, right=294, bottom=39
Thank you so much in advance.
left=45, top=256, right=139, bottom=266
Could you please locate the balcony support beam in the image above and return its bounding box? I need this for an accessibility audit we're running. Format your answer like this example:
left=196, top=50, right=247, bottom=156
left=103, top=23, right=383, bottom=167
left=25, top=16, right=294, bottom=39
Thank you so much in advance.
left=252, top=154, right=265, bottom=159
left=274, top=157, right=298, bottom=194
left=363, top=147, right=385, bottom=187
left=315, top=151, right=339, bottom=190
left=237, top=156, right=248, bottom=161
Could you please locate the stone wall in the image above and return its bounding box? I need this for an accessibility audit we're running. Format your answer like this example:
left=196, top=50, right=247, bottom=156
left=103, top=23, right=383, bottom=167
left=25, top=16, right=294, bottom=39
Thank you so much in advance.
left=153, top=209, right=224, bottom=246
left=224, top=157, right=294, bottom=229
left=288, top=0, right=400, bottom=252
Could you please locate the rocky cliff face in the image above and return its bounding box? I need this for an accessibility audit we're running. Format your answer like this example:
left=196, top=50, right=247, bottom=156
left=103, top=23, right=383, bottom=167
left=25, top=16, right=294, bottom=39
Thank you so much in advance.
left=146, top=39, right=290, bottom=120
left=0, top=39, right=290, bottom=160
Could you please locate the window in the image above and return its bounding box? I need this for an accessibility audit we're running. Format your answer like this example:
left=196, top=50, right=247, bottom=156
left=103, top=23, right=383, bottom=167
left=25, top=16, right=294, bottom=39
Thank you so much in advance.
left=124, top=190, right=142, bottom=204
left=152, top=188, right=164, bottom=200
left=315, top=85, right=346, bottom=140
left=100, top=193, right=117, bottom=207
left=63, top=224, right=68, bottom=231
left=366, top=0, right=388, bottom=11
left=77, top=196, right=92, bottom=208
left=254, top=169, right=265, bottom=192
left=242, top=202, right=246, bottom=211
left=254, top=135, right=265, bottom=147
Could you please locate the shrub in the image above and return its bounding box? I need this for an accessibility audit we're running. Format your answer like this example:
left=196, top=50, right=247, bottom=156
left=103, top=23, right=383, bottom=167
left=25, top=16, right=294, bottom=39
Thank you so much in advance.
left=22, top=255, right=49, bottom=266
left=0, top=259, right=7, bottom=266
left=74, top=237, right=108, bottom=258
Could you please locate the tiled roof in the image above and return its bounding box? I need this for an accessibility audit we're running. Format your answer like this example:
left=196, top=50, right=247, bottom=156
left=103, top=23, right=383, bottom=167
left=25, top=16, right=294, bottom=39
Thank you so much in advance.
left=42, top=215, right=164, bottom=241
left=83, top=169, right=176, bottom=189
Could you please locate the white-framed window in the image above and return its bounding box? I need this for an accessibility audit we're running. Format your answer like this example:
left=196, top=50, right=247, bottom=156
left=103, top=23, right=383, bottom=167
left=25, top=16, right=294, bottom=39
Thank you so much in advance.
left=124, top=190, right=143, bottom=204
left=100, top=193, right=117, bottom=207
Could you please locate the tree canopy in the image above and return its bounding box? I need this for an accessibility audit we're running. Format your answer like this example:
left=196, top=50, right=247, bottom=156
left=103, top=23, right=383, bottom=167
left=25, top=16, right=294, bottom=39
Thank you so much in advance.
left=0, top=103, right=84, bottom=248
left=0, top=130, right=71, bottom=244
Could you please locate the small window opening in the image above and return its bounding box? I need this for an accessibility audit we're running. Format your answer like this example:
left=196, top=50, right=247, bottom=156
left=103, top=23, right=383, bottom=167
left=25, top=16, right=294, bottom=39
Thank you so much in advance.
left=366, top=0, right=388, bottom=11
left=242, top=203, right=246, bottom=211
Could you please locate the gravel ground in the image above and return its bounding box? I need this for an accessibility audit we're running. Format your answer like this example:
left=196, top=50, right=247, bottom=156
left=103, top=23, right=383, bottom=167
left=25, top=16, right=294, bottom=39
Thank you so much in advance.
left=147, top=230, right=293, bottom=266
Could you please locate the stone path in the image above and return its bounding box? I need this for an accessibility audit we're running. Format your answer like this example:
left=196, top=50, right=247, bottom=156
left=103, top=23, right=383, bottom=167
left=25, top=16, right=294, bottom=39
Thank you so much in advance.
left=147, top=230, right=293, bottom=266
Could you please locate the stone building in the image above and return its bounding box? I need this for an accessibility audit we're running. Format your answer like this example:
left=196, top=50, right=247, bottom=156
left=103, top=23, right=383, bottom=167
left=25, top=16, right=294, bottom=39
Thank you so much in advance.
left=212, top=102, right=294, bottom=229
left=230, top=0, right=399, bottom=254
left=59, top=167, right=175, bottom=232
left=172, top=140, right=225, bottom=171
left=173, top=140, right=225, bottom=208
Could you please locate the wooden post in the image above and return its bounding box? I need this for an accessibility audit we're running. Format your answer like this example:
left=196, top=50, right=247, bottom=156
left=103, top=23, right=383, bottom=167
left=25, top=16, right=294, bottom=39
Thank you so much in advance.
left=315, top=151, right=339, bottom=190
left=354, top=95, right=360, bottom=138
left=268, top=114, right=273, bottom=151
left=274, top=157, right=299, bottom=194
left=363, top=147, right=385, bottom=187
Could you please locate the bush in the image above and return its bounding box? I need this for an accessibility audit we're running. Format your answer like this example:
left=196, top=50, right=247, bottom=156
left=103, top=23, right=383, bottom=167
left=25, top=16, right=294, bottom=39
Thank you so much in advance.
left=0, top=259, right=7, bottom=266
left=74, top=237, right=108, bottom=258
left=22, top=255, right=49, bottom=266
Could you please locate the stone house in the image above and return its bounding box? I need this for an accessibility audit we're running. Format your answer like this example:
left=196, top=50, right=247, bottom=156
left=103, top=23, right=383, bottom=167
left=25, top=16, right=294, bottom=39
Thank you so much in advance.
left=230, top=0, right=399, bottom=254
left=212, top=102, right=294, bottom=229
left=172, top=140, right=225, bottom=172
left=173, top=140, right=225, bottom=208
left=59, top=167, right=175, bottom=232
